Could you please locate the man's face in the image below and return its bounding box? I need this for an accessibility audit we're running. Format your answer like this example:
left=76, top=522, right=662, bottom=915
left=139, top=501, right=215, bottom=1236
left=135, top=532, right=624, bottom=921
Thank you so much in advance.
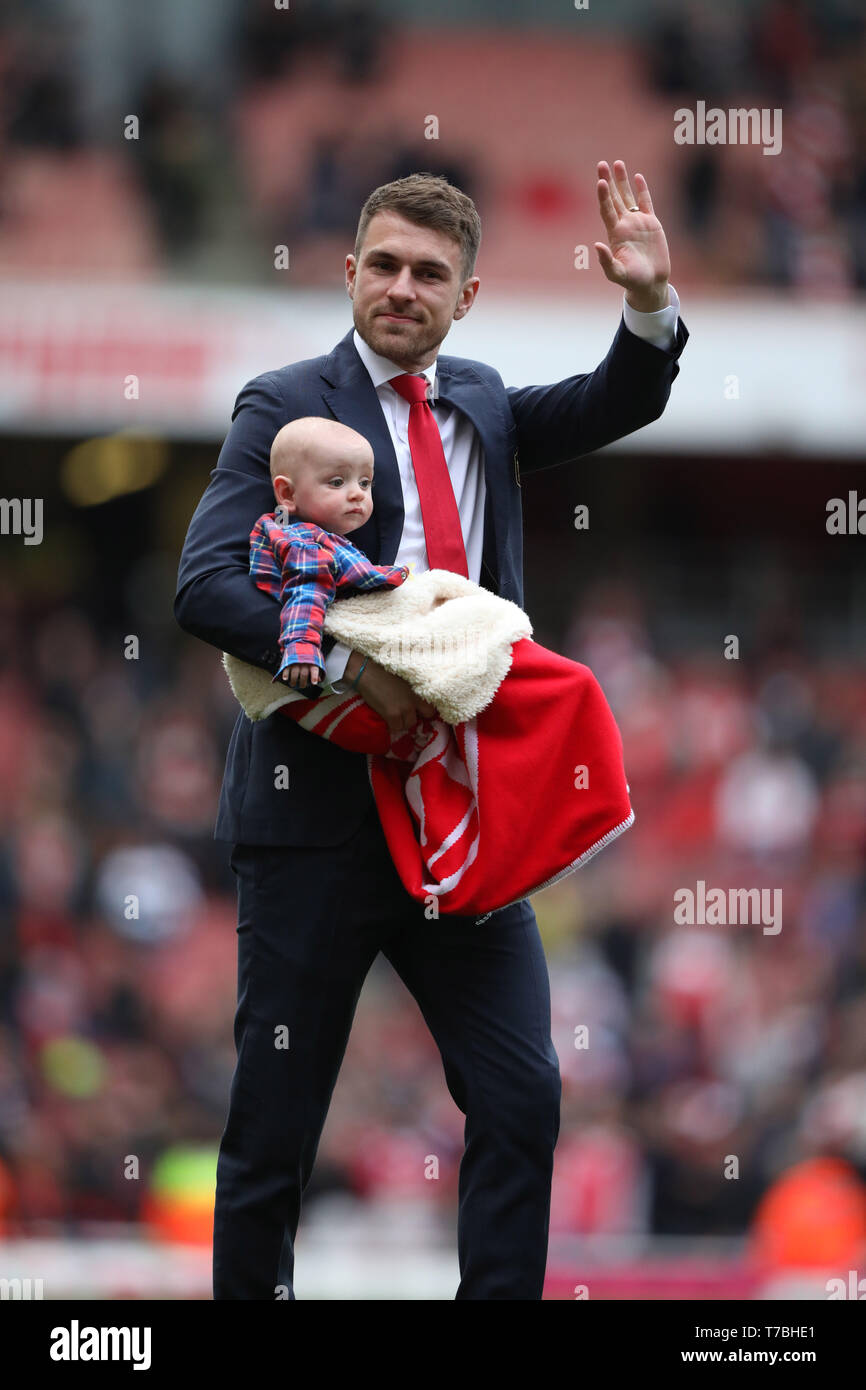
left=346, top=210, right=479, bottom=370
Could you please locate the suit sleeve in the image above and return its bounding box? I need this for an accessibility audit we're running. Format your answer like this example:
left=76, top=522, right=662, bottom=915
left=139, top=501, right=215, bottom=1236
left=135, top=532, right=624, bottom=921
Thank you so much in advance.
left=505, top=314, right=688, bottom=475
left=173, top=371, right=335, bottom=701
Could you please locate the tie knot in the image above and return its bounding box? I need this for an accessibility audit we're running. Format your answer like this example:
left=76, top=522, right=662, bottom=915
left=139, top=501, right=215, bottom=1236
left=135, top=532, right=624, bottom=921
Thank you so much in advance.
left=388, top=373, right=429, bottom=406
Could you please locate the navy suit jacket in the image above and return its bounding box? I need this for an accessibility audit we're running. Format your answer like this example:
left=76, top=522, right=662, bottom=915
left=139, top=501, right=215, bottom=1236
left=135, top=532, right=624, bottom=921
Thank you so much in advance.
left=175, top=315, right=688, bottom=846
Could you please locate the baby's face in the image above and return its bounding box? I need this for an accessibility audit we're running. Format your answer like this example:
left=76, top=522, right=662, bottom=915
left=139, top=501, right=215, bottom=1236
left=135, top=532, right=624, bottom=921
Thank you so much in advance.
left=275, top=445, right=374, bottom=536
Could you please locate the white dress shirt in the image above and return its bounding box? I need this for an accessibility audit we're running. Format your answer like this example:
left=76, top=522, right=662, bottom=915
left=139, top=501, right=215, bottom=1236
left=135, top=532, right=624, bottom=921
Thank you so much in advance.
left=324, top=287, right=681, bottom=691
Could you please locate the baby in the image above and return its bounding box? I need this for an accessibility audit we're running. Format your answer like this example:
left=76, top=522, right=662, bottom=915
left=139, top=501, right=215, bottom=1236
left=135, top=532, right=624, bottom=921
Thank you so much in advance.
left=249, top=416, right=410, bottom=689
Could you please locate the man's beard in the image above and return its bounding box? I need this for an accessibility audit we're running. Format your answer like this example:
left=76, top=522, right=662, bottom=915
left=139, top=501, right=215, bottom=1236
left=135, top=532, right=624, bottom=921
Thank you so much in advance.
left=356, top=308, right=441, bottom=364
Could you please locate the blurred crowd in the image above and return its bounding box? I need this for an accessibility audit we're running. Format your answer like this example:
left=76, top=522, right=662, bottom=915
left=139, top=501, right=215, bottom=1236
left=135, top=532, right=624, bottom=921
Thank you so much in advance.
left=0, top=0, right=864, bottom=289
left=0, top=569, right=864, bottom=1257
left=645, top=0, right=866, bottom=291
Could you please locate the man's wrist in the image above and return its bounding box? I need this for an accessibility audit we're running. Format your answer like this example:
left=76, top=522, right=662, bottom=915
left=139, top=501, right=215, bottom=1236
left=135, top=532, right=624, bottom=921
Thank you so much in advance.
left=624, top=282, right=670, bottom=314
left=333, top=649, right=368, bottom=693
left=324, top=639, right=352, bottom=689
left=622, top=283, right=680, bottom=352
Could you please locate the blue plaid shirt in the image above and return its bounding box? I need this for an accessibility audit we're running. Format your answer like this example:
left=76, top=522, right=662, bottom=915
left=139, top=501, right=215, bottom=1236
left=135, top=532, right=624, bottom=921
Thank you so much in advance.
left=249, top=514, right=409, bottom=682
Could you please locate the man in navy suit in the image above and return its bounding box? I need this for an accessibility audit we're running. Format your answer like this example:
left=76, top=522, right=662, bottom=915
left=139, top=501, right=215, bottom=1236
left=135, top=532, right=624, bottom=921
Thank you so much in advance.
left=175, top=161, right=688, bottom=1299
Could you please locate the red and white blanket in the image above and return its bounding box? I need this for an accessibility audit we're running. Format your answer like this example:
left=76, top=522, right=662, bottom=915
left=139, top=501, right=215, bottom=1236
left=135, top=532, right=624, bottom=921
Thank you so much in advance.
left=223, top=569, right=633, bottom=921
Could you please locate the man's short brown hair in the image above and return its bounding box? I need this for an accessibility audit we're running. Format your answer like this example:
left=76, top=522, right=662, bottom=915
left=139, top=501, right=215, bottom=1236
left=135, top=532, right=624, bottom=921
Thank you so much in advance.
left=354, top=173, right=481, bottom=284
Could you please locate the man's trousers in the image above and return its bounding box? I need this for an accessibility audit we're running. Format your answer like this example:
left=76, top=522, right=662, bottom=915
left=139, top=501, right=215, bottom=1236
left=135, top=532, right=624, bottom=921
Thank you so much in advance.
left=212, top=810, right=561, bottom=1300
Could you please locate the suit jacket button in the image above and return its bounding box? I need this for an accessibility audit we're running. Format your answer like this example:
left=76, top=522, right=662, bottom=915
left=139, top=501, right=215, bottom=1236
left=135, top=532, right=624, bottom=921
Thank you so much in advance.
left=513, top=450, right=521, bottom=488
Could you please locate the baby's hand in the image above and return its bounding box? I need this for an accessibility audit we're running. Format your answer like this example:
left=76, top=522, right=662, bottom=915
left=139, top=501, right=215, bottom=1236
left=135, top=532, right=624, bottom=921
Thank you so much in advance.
left=281, top=664, right=320, bottom=689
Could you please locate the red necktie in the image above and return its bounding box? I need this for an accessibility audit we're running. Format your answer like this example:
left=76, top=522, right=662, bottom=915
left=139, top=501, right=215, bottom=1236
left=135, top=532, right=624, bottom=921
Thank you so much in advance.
left=388, top=373, right=469, bottom=577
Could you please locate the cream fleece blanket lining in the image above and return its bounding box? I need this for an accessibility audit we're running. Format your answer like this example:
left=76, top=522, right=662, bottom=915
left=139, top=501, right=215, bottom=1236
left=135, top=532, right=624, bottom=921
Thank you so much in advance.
left=222, top=568, right=533, bottom=726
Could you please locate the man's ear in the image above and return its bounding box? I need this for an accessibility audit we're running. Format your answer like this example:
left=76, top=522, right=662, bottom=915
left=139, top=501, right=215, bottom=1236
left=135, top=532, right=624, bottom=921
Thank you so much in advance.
left=453, top=277, right=480, bottom=321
